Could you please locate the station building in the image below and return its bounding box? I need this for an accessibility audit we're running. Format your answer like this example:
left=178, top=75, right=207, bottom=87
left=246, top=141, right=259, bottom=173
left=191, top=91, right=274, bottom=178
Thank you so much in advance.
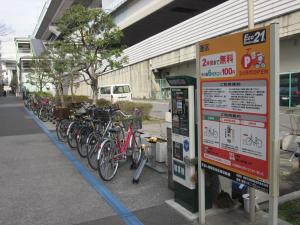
left=0, top=40, right=16, bottom=94
left=12, top=38, right=55, bottom=95
left=33, top=0, right=300, bottom=104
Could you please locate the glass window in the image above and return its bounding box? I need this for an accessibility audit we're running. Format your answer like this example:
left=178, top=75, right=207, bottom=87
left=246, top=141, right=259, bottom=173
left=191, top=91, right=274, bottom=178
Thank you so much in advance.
left=100, top=87, right=111, bottom=94
left=280, top=73, right=300, bottom=107
left=18, top=43, right=31, bottom=53
left=113, top=85, right=130, bottom=94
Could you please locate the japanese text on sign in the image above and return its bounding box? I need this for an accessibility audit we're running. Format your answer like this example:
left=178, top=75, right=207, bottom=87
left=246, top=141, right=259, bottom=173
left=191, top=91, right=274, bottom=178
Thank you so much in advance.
left=200, top=51, right=236, bottom=78
left=202, top=80, right=267, bottom=114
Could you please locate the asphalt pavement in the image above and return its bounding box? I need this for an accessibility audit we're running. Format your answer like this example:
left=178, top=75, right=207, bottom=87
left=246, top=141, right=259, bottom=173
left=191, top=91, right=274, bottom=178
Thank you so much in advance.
left=0, top=96, right=117, bottom=225
left=0, top=96, right=293, bottom=225
left=0, top=96, right=192, bottom=225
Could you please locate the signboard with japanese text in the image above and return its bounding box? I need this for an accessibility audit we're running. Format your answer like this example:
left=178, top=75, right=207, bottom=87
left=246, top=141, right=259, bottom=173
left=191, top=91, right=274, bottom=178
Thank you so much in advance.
left=199, top=26, right=271, bottom=193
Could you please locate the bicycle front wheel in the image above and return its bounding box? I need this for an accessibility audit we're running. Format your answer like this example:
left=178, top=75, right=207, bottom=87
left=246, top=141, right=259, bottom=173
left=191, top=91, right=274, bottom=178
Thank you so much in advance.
left=88, top=144, right=99, bottom=170
left=97, top=140, right=118, bottom=181
left=67, top=122, right=78, bottom=149
left=87, top=133, right=101, bottom=170
left=131, top=132, right=142, bottom=166
left=39, top=107, right=48, bottom=122
left=56, top=119, right=70, bottom=142
left=77, top=126, right=92, bottom=158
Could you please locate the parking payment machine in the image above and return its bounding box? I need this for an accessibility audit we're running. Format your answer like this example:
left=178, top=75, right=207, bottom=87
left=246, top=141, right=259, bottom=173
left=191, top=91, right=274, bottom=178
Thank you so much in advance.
left=166, top=76, right=198, bottom=213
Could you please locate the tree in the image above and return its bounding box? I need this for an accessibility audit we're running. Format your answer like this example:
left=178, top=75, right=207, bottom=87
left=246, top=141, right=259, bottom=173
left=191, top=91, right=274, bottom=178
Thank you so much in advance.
left=59, top=40, right=81, bottom=103
left=27, top=54, right=52, bottom=92
left=67, top=70, right=80, bottom=103
left=56, top=5, right=127, bottom=104
left=0, top=24, right=12, bottom=37
left=43, top=41, right=71, bottom=107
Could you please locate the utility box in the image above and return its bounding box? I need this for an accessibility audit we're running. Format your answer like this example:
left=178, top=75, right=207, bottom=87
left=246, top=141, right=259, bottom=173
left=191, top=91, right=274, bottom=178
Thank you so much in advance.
left=167, top=76, right=198, bottom=213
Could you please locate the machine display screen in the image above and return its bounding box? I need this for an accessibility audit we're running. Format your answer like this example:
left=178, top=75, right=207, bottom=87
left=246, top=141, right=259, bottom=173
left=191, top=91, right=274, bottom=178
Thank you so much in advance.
left=167, top=78, right=187, bottom=86
left=171, top=88, right=189, bottom=136
left=173, top=141, right=183, bottom=161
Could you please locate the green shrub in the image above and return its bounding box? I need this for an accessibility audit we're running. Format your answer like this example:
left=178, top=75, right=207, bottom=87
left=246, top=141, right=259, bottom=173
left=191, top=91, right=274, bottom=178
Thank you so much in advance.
left=52, top=96, right=152, bottom=119
left=96, top=99, right=152, bottom=120
left=64, top=95, right=92, bottom=107
left=53, top=95, right=92, bottom=107
left=31, top=91, right=53, bottom=98
left=96, top=98, right=112, bottom=107
left=72, top=95, right=91, bottom=103
left=117, top=101, right=152, bottom=120
left=279, top=198, right=300, bottom=225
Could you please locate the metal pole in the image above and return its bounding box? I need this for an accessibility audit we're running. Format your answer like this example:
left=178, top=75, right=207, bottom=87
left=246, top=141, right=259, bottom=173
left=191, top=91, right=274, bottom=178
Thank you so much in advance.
left=248, top=0, right=254, bottom=29
left=249, top=187, right=256, bottom=222
left=269, top=23, right=280, bottom=225
left=197, top=42, right=206, bottom=225
left=248, top=0, right=256, bottom=222
left=289, top=72, right=292, bottom=108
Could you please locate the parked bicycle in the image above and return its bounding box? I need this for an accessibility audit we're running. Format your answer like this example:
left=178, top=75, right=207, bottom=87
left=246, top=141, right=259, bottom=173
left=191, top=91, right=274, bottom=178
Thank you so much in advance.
left=86, top=106, right=124, bottom=170
left=97, top=110, right=143, bottom=181
left=25, top=96, right=145, bottom=179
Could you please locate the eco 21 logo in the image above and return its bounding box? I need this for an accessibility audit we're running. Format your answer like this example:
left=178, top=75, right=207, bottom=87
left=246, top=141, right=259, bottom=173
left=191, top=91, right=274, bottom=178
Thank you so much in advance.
left=243, top=29, right=266, bottom=46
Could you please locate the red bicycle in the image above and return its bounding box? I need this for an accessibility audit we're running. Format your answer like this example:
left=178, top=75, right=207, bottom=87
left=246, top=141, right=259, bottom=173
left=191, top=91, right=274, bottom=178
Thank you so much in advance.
left=97, top=113, right=142, bottom=181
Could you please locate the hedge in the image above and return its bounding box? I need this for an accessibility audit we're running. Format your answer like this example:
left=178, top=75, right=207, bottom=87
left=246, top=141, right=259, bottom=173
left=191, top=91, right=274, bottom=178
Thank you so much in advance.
left=32, top=93, right=152, bottom=120
left=117, top=101, right=152, bottom=120
left=96, top=100, right=152, bottom=120
left=30, top=91, right=53, bottom=98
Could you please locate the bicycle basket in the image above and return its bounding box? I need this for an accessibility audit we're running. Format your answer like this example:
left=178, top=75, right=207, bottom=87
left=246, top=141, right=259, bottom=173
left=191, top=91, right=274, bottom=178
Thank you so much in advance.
left=53, top=107, right=70, bottom=119
left=94, top=109, right=110, bottom=122
left=122, top=115, right=142, bottom=130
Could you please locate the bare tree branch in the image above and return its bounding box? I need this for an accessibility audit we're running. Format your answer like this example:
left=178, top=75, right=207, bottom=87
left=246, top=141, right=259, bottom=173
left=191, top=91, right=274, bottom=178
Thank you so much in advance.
left=0, top=24, right=13, bottom=37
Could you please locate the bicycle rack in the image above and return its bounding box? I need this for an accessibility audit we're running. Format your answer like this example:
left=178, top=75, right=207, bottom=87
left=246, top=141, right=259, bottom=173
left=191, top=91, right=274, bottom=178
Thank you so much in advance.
left=132, top=141, right=167, bottom=184
left=132, top=154, right=148, bottom=184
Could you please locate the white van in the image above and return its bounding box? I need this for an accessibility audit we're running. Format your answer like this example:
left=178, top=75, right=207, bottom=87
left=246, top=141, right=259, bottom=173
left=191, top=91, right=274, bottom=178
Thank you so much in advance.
left=98, top=84, right=132, bottom=103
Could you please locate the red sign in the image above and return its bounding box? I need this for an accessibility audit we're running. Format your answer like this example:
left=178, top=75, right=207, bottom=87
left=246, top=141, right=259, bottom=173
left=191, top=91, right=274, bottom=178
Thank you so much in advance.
left=199, top=26, right=271, bottom=193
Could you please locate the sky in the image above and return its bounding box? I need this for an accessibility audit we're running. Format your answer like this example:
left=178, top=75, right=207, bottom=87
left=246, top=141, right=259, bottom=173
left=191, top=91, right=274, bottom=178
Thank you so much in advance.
left=0, top=0, right=47, bottom=41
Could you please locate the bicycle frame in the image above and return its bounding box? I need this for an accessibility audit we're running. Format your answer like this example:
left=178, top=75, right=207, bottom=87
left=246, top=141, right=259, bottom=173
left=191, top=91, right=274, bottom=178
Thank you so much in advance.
left=97, top=122, right=139, bottom=161
left=114, top=125, right=135, bottom=157
left=85, top=120, right=111, bottom=152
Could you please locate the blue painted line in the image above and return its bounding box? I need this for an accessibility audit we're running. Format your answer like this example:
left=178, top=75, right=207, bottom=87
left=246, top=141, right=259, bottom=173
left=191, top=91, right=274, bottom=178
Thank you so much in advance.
left=24, top=107, right=143, bottom=225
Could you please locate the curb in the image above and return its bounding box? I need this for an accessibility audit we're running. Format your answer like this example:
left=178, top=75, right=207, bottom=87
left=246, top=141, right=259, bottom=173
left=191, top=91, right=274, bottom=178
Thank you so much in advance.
left=279, top=190, right=300, bottom=205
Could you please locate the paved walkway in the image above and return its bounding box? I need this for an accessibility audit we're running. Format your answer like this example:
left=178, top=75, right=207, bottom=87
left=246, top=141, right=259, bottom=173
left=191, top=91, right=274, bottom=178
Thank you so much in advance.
left=0, top=96, right=192, bottom=225
left=0, top=96, right=117, bottom=225
left=0, top=96, right=292, bottom=225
